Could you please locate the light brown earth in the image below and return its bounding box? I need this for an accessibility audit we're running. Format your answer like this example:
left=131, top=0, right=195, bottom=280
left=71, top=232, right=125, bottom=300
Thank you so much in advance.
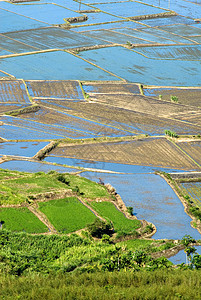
left=50, top=137, right=200, bottom=170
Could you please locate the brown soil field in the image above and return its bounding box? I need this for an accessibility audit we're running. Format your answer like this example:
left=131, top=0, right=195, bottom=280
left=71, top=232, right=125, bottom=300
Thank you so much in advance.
left=82, top=81, right=140, bottom=94
left=143, top=87, right=201, bottom=108
left=50, top=137, right=199, bottom=170
left=25, top=80, right=84, bottom=100
left=20, top=106, right=131, bottom=137
left=176, top=140, right=201, bottom=167
left=0, top=104, right=28, bottom=114
left=35, top=99, right=201, bottom=136
left=0, top=80, right=30, bottom=104
left=86, top=93, right=201, bottom=119
left=174, top=111, right=201, bottom=127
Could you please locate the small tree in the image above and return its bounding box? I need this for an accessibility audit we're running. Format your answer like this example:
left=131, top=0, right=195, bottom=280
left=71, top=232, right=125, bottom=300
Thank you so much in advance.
left=87, top=218, right=112, bottom=238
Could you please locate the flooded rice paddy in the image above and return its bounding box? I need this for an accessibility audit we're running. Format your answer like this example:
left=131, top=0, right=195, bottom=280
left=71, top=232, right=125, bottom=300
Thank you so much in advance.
left=1, top=0, right=201, bottom=242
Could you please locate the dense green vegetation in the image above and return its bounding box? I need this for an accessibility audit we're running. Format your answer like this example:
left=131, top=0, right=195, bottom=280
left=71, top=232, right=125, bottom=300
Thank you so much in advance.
left=90, top=201, right=141, bottom=237
left=0, top=207, right=48, bottom=233
left=38, top=197, right=96, bottom=233
left=1, top=270, right=201, bottom=300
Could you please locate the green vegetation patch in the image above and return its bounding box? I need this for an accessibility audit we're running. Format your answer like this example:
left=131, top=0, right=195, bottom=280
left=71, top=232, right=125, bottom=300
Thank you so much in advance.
left=118, top=239, right=154, bottom=251
left=91, top=201, right=141, bottom=236
left=38, top=197, right=97, bottom=233
left=57, top=174, right=110, bottom=199
left=0, top=170, right=110, bottom=205
left=0, top=207, right=48, bottom=233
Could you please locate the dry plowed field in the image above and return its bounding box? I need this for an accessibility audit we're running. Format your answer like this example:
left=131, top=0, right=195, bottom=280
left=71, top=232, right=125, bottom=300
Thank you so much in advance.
left=143, top=87, right=201, bottom=108
left=49, top=137, right=199, bottom=170
left=35, top=99, right=200, bottom=136
left=26, top=80, right=84, bottom=100
left=176, top=141, right=201, bottom=167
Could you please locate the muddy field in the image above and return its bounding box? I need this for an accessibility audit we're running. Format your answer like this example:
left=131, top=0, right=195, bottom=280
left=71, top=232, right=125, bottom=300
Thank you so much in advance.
left=49, top=137, right=199, bottom=171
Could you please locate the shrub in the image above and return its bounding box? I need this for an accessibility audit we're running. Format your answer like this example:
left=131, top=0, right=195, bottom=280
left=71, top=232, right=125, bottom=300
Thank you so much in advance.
left=87, top=218, right=112, bottom=238
left=127, top=206, right=133, bottom=216
left=170, top=95, right=178, bottom=103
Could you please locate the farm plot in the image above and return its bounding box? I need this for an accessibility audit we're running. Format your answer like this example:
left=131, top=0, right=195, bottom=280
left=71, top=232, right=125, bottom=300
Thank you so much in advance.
left=0, top=2, right=83, bottom=25
left=139, top=15, right=193, bottom=27
left=157, top=24, right=201, bottom=38
left=0, top=35, right=40, bottom=55
left=0, top=207, right=48, bottom=233
left=176, top=141, right=201, bottom=167
left=78, top=46, right=201, bottom=86
left=0, top=51, right=120, bottom=81
left=0, top=172, right=68, bottom=205
left=73, top=11, right=121, bottom=26
left=0, top=161, right=78, bottom=174
left=82, top=28, right=179, bottom=45
left=0, top=123, right=68, bottom=140
left=0, top=80, right=31, bottom=104
left=143, top=87, right=201, bottom=108
left=0, top=115, right=95, bottom=140
left=38, top=197, right=97, bottom=233
left=25, top=80, right=84, bottom=100
left=81, top=29, right=155, bottom=45
left=4, top=27, right=109, bottom=51
left=81, top=92, right=200, bottom=119
left=180, top=182, right=201, bottom=207
left=0, top=141, right=48, bottom=157
left=0, top=8, right=49, bottom=34
left=137, top=0, right=201, bottom=19
left=18, top=106, right=131, bottom=138
left=82, top=82, right=140, bottom=94
left=0, top=104, right=30, bottom=114
left=134, top=45, right=201, bottom=60
left=90, top=201, right=141, bottom=235
left=36, top=100, right=201, bottom=136
left=50, top=137, right=199, bottom=170
left=93, top=1, right=167, bottom=18
left=173, top=111, right=201, bottom=127
left=136, top=27, right=197, bottom=44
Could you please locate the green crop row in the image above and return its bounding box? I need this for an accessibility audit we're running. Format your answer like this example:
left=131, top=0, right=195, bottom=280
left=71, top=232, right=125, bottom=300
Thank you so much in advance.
left=90, top=201, right=141, bottom=237
left=38, top=197, right=96, bottom=233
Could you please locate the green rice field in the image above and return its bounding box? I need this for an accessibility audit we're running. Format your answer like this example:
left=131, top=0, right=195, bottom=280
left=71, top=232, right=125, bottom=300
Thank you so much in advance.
left=0, top=207, right=48, bottom=233
left=38, top=197, right=97, bottom=233
left=91, top=201, right=141, bottom=235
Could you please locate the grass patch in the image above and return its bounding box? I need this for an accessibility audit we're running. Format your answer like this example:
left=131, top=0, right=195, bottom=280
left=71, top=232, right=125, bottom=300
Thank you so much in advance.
left=38, top=197, right=97, bottom=233
left=57, top=173, right=110, bottom=199
left=0, top=170, right=110, bottom=205
left=90, top=201, right=141, bottom=236
left=0, top=207, right=48, bottom=233
left=117, top=239, right=154, bottom=251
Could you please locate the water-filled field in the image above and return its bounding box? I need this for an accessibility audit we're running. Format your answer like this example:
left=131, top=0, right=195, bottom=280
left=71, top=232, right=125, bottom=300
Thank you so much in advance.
left=0, top=51, right=120, bottom=81
left=79, top=46, right=201, bottom=86
left=0, top=141, right=48, bottom=157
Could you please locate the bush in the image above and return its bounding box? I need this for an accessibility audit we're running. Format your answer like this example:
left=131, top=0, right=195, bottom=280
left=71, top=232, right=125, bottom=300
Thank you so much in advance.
left=126, top=206, right=133, bottom=216
left=87, top=218, right=113, bottom=238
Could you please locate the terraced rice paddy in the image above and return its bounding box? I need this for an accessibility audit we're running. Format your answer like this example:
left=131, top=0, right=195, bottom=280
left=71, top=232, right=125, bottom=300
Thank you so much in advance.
left=38, top=197, right=97, bottom=233
left=90, top=201, right=141, bottom=234
left=1, top=0, right=201, bottom=243
left=0, top=207, right=48, bottom=233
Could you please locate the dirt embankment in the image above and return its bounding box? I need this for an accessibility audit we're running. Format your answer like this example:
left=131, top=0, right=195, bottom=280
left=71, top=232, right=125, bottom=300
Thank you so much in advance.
left=33, top=141, right=59, bottom=160
left=5, top=105, right=40, bottom=116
